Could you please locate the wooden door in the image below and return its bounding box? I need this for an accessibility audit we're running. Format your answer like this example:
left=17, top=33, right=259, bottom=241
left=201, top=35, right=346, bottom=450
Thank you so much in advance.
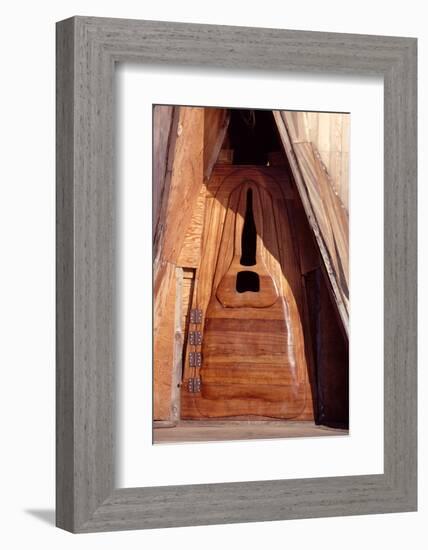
left=181, top=166, right=314, bottom=419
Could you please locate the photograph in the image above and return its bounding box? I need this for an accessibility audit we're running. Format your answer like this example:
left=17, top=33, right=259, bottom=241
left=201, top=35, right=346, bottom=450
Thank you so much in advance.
left=0, top=3, right=418, bottom=543
left=153, top=105, right=349, bottom=443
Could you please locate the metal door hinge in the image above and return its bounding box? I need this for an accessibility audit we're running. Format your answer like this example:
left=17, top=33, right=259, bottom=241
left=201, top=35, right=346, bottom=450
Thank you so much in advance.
left=189, top=331, right=202, bottom=346
left=187, top=378, right=201, bottom=393
left=189, top=352, right=202, bottom=368
left=190, top=309, right=203, bottom=324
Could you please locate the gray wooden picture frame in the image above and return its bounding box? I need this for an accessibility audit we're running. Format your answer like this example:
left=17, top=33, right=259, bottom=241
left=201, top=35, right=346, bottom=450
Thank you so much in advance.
left=56, top=16, right=417, bottom=533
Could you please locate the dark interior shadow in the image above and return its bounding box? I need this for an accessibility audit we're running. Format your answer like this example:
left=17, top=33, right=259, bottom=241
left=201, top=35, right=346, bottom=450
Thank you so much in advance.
left=25, top=509, right=55, bottom=526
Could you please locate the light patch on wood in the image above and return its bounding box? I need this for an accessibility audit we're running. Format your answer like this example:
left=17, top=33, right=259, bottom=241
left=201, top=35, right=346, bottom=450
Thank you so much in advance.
left=176, top=185, right=207, bottom=268
left=153, top=261, right=176, bottom=420
left=159, top=106, right=205, bottom=264
left=170, top=267, right=184, bottom=422
left=296, top=143, right=349, bottom=313
left=282, top=111, right=350, bottom=212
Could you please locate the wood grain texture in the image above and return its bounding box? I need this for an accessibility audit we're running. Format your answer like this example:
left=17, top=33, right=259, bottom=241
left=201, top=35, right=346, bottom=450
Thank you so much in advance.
left=56, top=18, right=75, bottom=532
left=182, top=168, right=312, bottom=417
left=152, top=105, right=177, bottom=258
left=283, top=111, right=349, bottom=211
left=152, top=106, right=205, bottom=419
left=170, top=267, right=184, bottom=422
left=56, top=16, right=417, bottom=532
left=298, top=141, right=349, bottom=311
left=155, top=106, right=204, bottom=267
left=176, top=184, right=206, bottom=268
left=57, top=17, right=116, bottom=531
left=154, top=420, right=347, bottom=443
left=153, top=261, right=176, bottom=420
left=274, top=112, right=349, bottom=334
left=181, top=165, right=313, bottom=420
left=203, top=108, right=230, bottom=180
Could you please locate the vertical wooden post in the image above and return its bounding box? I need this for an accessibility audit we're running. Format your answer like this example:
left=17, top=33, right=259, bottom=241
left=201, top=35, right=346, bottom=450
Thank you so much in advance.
left=171, top=267, right=184, bottom=422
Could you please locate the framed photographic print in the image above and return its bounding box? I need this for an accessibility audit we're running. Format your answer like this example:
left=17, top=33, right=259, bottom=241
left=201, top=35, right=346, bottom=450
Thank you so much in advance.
left=56, top=16, right=417, bottom=532
left=151, top=105, right=350, bottom=445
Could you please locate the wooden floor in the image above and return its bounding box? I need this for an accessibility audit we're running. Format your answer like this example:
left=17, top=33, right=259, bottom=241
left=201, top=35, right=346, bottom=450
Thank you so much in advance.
left=153, top=420, right=348, bottom=444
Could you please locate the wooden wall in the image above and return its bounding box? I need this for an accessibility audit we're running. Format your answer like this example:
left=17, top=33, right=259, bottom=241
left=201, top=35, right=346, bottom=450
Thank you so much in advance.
left=153, top=107, right=348, bottom=425
left=153, top=106, right=204, bottom=420
left=153, top=106, right=229, bottom=420
left=280, top=111, right=349, bottom=212
left=274, top=111, right=349, bottom=335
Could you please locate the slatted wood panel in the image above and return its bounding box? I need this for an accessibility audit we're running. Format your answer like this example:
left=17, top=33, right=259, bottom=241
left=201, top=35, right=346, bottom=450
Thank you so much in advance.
left=295, top=142, right=349, bottom=310
left=274, top=111, right=349, bottom=334
left=282, top=111, right=350, bottom=212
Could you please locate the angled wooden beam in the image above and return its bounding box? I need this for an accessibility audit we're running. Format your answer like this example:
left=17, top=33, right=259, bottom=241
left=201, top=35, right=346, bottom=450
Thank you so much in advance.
left=273, top=110, right=349, bottom=336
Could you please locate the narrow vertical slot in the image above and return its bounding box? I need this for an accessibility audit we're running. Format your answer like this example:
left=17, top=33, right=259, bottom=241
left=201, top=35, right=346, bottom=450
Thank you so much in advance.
left=240, top=188, right=257, bottom=266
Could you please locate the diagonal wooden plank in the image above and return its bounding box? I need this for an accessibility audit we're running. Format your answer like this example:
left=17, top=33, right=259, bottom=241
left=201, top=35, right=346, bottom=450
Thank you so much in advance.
left=273, top=110, right=349, bottom=335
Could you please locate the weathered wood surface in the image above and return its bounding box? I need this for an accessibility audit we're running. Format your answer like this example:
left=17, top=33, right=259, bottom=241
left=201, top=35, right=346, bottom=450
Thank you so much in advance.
left=57, top=16, right=416, bottom=533
left=296, top=142, right=349, bottom=310
left=283, top=111, right=350, bottom=211
left=176, top=184, right=207, bottom=268
left=156, top=107, right=205, bottom=266
left=154, top=421, right=347, bottom=444
left=203, top=108, right=230, bottom=180
left=182, top=166, right=313, bottom=419
left=152, top=105, right=177, bottom=257
left=181, top=268, right=195, bottom=337
left=170, top=267, right=184, bottom=422
left=153, top=107, right=204, bottom=419
left=153, top=261, right=176, bottom=420
left=153, top=107, right=236, bottom=420
left=274, top=111, right=349, bottom=335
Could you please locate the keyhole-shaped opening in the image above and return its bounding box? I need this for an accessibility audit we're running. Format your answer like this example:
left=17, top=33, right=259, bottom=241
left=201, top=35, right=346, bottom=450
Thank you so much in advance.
left=240, top=189, right=257, bottom=266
